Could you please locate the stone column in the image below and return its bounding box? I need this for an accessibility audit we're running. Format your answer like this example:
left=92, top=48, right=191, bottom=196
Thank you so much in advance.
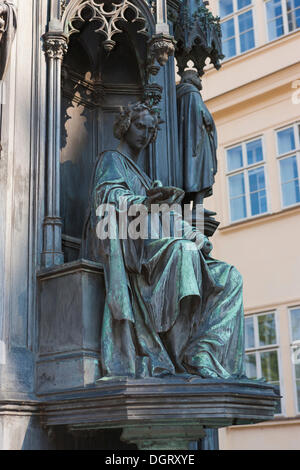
left=42, top=32, right=68, bottom=267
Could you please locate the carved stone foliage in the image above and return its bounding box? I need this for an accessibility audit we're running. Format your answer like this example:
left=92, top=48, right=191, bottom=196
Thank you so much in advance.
left=173, top=0, right=224, bottom=77
left=64, top=0, right=150, bottom=52
left=44, top=35, right=68, bottom=60
left=143, top=82, right=163, bottom=106
left=148, top=33, right=175, bottom=69
left=60, top=0, right=69, bottom=17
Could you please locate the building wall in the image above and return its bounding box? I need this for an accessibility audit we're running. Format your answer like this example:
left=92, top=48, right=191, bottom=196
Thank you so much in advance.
left=202, top=0, right=300, bottom=449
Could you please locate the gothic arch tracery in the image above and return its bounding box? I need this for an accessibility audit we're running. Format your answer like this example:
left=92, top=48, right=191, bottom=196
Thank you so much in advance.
left=61, top=0, right=154, bottom=52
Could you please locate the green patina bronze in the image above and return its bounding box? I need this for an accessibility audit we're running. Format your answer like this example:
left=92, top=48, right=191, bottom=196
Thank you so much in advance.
left=81, top=102, right=245, bottom=380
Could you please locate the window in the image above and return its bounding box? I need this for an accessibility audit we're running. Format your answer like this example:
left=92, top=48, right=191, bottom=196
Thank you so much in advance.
left=276, top=123, right=300, bottom=208
left=265, top=0, right=300, bottom=41
left=226, top=137, right=268, bottom=222
left=219, top=0, right=255, bottom=59
left=245, top=312, right=282, bottom=413
left=289, top=307, right=300, bottom=413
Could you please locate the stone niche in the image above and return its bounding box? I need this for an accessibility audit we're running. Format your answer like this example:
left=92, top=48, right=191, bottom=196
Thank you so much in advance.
left=36, top=259, right=105, bottom=394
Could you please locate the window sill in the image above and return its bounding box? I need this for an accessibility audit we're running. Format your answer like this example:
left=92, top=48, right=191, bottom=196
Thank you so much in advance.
left=204, top=28, right=300, bottom=71
left=224, top=415, right=300, bottom=430
left=219, top=203, right=300, bottom=232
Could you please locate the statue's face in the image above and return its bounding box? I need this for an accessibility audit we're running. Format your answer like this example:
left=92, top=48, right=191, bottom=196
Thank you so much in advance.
left=124, top=111, right=156, bottom=153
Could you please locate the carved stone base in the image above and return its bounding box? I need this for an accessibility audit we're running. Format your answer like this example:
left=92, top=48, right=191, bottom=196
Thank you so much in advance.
left=121, top=424, right=205, bottom=450
left=40, top=376, right=279, bottom=451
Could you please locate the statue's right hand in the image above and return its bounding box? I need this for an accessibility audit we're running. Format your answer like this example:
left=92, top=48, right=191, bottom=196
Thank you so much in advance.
left=146, top=186, right=184, bottom=205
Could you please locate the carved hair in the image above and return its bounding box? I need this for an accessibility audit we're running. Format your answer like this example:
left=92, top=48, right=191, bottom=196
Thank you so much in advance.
left=113, top=102, right=162, bottom=143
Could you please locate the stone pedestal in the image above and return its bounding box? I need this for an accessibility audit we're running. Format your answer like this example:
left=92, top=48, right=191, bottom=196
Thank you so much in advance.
left=36, top=260, right=105, bottom=394
left=39, top=377, right=280, bottom=450
left=36, top=260, right=280, bottom=450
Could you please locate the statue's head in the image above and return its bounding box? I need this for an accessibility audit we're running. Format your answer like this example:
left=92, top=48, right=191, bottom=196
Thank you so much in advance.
left=181, top=70, right=202, bottom=91
left=114, top=102, right=162, bottom=154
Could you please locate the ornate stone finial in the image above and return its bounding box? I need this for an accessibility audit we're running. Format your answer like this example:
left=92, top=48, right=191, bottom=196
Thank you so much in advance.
left=173, top=1, right=224, bottom=77
left=60, top=0, right=68, bottom=17
left=43, top=34, right=68, bottom=61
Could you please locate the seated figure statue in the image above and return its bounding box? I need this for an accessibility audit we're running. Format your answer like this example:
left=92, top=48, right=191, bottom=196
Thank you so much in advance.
left=81, top=102, right=245, bottom=380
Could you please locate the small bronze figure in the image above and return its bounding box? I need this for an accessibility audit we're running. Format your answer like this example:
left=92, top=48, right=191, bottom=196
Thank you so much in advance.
left=177, top=69, right=218, bottom=209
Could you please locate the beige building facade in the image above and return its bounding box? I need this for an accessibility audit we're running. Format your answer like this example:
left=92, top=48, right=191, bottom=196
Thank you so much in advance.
left=201, top=0, right=300, bottom=450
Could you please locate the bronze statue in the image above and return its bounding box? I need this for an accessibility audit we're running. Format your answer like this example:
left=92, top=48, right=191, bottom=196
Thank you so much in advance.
left=82, top=102, right=245, bottom=380
left=0, top=1, right=17, bottom=80
left=177, top=69, right=218, bottom=209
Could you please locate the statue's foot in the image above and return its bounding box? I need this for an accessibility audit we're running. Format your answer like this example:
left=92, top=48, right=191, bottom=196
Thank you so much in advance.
left=196, top=367, right=219, bottom=379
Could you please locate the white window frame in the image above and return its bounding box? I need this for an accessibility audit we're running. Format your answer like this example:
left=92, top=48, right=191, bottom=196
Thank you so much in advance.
left=275, top=122, right=300, bottom=209
left=288, top=306, right=300, bottom=415
left=226, top=136, right=270, bottom=222
left=264, top=0, right=300, bottom=42
left=245, top=310, right=284, bottom=416
left=218, top=0, right=256, bottom=59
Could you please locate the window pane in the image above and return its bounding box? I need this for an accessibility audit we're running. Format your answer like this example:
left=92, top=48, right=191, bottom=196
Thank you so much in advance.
left=258, top=313, right=276, bottom=346
left=229, top=173, right=247, bottom=221
left=277, top=127, right=296, bottom=154
left=261, top=350, right=279, bottom=381
left=279, top=155, right=298, bottom=182
left=238, top=10, right=254, bottom=32
left=230, top=196, right=247, bottom=221
left=248, top=167, right=266, bottom=191
left=247, top=139, right=263, bottom=165
left=289, top=0, right=300, bottom=8
left=267, top=17, right=284, bottom=39
left=223, top=38, right=237, bottom=58
left=266, top=0, right=283, bottom=19
left=220, top=0, right=234, bottom=17
left=260, top=350, right=282, bottom=414
left=222, top=18, right=235, bottom=39
left=227, top=145, right=243, bottom=171
left=280, top=157, right=300, bottom=206
left=245, top=317, right=255, bottom=348
left=290, top=308, right=300, bottom=342
left=250, top=189, right=267, bottom=215
left=229, top=173, right=245, bottom=197
left=288, top=7, right=300, bottom=31
left=248, top=167, right=268, bottom=216
left=296, top=376, right=300, bottom=412
left=240, top=29, right=255, bottom=51
left=295, top=364, right=300, bottom=412
left=245, top=353, right=257, bottom=379
left=238, top=0, right=252, bottom=9
left=282, top=180, right=300, bottom=206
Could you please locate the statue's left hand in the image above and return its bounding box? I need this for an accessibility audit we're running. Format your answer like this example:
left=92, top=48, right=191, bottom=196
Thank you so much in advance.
left=202, top=237, right=213, bottom=255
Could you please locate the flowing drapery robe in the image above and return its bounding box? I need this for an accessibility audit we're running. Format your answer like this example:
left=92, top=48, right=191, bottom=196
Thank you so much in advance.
left=81, top=150, right=245, bottom=379
left=176, top=82, right=217, bottom=195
